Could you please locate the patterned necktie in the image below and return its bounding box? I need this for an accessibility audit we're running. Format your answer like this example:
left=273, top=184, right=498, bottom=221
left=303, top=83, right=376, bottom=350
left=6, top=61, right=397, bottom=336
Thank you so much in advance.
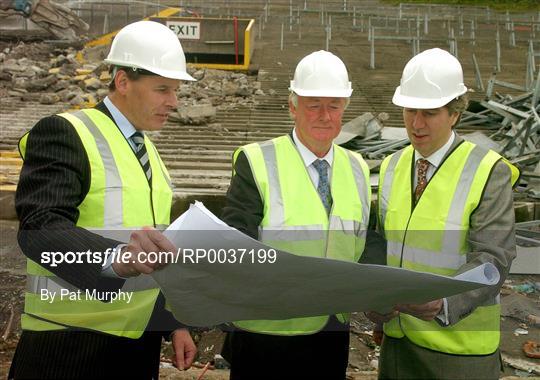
left=414, top=158, right=430, bottom=204
left=131, top=131, right=152, bottom=183
left=312, top=159, right=332, bottom=214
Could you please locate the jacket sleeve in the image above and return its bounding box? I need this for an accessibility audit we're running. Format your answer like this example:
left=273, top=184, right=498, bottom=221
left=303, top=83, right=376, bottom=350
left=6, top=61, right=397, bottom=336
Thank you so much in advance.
left=16, top=115, right=125, bottom=292
left=445, top=160, right=516, bottom=325
left=221, top=150, right=263, bottom=240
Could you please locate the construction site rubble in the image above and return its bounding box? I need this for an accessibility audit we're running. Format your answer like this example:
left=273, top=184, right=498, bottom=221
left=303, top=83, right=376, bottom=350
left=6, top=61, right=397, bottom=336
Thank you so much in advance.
left=335, top=112, right=389, bottom=145
left=0, top=41, right=266, bottom=111
left=458, top=72, right=540, bottom=198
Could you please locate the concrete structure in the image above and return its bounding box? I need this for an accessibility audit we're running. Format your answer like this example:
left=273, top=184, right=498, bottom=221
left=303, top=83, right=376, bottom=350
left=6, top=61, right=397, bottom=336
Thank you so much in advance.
left=152, top=16, right=256, bottom=70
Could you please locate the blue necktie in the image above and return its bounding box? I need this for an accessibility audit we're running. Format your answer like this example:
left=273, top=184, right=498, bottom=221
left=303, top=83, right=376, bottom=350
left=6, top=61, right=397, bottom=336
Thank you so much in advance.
left=131, top=131, right=152, bottom=183
left=312, top=159, right=332, bottom=214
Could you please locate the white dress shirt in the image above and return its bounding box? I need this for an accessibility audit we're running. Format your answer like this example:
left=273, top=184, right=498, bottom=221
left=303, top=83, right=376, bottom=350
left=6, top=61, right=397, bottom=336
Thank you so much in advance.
left=292, top=128, right=334, bottom=188
left=413, top=132, right=455, bottom=187
left=103, top=96, right=139, bottom=148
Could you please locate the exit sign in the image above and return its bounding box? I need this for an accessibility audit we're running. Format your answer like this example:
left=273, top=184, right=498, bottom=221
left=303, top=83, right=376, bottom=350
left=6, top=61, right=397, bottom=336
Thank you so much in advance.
left=167, top=21, right=201, bottom=40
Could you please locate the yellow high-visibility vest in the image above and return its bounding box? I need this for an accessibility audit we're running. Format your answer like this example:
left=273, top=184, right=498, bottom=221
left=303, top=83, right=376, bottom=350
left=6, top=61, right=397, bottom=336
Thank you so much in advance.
left=19, top=108, right=172, bottom=338
left=378, top=141, right=519, bottom=355
left=234, top=135, right=371, bottom=335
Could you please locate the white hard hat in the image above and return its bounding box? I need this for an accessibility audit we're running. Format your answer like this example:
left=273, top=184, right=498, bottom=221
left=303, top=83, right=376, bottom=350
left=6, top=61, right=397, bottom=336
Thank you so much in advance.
left=105, top=20, right=195, bottom=81
left=392, top=48, right=466, bottom=109
left=289, top=50, right=352, bottom=97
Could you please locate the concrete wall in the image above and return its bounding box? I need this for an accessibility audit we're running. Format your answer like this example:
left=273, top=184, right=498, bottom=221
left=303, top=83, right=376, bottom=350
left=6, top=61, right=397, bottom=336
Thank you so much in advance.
left=152, top=17, right=252, bottom=64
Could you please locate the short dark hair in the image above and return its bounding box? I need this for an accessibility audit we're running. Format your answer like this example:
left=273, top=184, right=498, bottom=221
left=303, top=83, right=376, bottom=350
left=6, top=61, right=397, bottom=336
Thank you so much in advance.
left=108, top=66, right=157, bottom=91
left=445, top=93, right=469, bottom=128
left=446, top=93, right=469, bottom=115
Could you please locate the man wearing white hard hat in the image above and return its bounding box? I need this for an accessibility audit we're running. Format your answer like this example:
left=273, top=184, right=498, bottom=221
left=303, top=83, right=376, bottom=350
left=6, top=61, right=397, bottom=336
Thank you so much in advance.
left=220, top=50, right=376, bottom=379
left=10, top=21, right=196, bottom=379
left=366, top=48, right=519, bottom=379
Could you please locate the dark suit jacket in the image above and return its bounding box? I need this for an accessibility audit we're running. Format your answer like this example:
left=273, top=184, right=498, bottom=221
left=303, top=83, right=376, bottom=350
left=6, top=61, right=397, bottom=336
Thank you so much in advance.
left=10, top=102, right=181, bottom=379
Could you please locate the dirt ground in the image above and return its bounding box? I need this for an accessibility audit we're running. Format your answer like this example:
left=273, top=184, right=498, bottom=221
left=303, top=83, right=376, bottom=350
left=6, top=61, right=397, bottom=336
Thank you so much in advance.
left=0, top=219, right=539, bottom=379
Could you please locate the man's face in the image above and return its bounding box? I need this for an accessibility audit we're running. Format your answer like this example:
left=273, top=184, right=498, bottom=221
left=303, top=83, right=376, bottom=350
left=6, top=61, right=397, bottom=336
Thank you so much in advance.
left=123, top=75, right=180, bottom=131
left=289, top=96, right=346, bottom=156
left=403, top=107, right=459, bottom=157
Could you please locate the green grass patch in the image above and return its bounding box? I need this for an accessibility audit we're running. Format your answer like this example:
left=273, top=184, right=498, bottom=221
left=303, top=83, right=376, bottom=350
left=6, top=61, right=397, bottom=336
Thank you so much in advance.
left=381, top=0, right=540, bottom=12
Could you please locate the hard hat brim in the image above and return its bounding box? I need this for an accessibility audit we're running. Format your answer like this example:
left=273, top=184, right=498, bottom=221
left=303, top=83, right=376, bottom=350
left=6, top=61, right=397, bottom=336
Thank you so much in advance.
left=289, top=87, right=353, bottom=98
left=104, top=59, right=196, bottom=81
left=392, top=85, right=466, bottom=109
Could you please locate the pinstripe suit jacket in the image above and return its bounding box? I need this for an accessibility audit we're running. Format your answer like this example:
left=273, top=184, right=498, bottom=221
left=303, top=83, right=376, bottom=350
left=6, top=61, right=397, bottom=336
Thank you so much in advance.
left=10, top=102, right=181, bottom=379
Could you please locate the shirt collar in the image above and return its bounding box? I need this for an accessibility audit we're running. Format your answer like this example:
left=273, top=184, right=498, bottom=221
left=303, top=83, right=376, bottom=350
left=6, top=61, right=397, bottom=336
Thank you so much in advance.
left=414, top=131, right=455, bottom=168
left=103, top=96, right=138, bottom=139
left=292, top=128, right=334, bottom=168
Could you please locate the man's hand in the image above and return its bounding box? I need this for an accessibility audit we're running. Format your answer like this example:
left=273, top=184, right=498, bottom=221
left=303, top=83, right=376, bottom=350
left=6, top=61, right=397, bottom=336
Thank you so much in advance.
left=112, top=227, right=176, bottom=278
left=393, top=299, right=443, bottom=321
left=171, top=328, right=197, bottom=371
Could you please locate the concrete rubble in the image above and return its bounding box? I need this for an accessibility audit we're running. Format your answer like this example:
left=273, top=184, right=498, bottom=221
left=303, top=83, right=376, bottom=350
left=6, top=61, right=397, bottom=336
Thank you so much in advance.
left=0, top=41, right=267, bottom=113
left=337, top=112, right=412, bottom=162
left=335, top=112, right=389, bottom=145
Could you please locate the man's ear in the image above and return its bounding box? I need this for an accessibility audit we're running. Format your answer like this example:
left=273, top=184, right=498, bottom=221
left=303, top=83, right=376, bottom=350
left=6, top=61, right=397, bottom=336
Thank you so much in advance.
left=288, top=99, right=296, bottom=119
left=449, top=111, right=460, bottom=128
left=114, top=69, right=130, bottom=95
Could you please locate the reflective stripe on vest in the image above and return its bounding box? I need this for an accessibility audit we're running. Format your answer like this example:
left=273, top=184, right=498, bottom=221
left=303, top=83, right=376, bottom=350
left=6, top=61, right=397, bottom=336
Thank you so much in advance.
left=378, top=140, right=518, bottom=355
left=19, top=109, right=172, bottom=338
left=234, top=135, right=371, bottom=335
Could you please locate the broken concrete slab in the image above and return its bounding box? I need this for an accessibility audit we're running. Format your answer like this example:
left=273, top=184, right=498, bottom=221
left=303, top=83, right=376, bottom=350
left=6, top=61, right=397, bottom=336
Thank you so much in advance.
left=24, top=74, right=57, bottom=92
left=501, top=353, right=540, bottom=375
left=170, top=104, right=217, bottom=125
left=39, top=93, right=60, bottom=104
left=501, top=293, right=539, bottom=322
left=335, top=113, right=386, bottom=145
left=84, top=77, right=102, bottom=91
left=510, top=245, right=540, bottom=274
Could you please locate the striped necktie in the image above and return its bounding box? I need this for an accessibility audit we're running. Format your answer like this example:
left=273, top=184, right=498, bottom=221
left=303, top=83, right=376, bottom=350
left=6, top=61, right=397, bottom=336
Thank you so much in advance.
left=312, top=159, right=332, bottom=214
left=131, top=131, right=152, bottom=183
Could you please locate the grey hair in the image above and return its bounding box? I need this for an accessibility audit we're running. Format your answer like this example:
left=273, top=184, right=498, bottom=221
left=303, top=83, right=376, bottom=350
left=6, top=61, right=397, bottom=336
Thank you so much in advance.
left=289, top=92, right=350, bottom=113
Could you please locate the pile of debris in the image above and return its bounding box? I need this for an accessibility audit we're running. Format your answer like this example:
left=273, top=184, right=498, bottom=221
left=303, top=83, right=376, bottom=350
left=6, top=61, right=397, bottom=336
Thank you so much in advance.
left=172, top=69, right=267, bottom=125
left=500, top=276, right=540, bottom=377
left=0, top=41, right=106, bottom=106
left=458, top=73, right=540, bottom=198
left=337, top=112, right=409, bottom=161
left=337, top=74, right=539, bottom=197
left=0, top=41, right=268, bottom=115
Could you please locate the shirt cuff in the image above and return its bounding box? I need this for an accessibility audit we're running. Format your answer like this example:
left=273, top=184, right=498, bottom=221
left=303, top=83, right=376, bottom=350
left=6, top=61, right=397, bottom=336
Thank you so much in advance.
left=101, top=244, right=127, bottom=279
left=435, top=298, right=449, bottom=326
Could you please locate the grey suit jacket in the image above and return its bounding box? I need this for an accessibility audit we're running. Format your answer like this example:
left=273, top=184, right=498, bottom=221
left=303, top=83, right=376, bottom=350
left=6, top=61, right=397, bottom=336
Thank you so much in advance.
left=442, top=134, right=516, bottom=325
